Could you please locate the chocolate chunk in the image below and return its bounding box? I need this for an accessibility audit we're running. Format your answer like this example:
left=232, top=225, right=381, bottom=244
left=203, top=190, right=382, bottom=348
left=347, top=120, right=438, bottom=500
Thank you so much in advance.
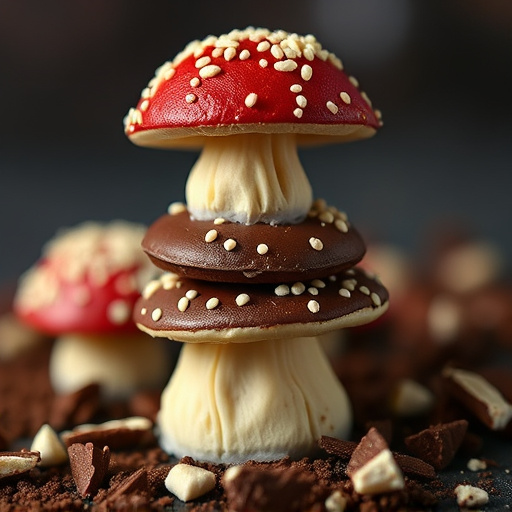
left=222, top=465, right=315, bottom=512
left=346, top=428, right=388, bottom=477
left=68, top=442, right=110, bottom=498
left=49, top=383, right=101, bottom=431
left=105, top=468, right=149, bottom=502
left=62, top=417, right=155, bottom=450
left=405, top=420, right=468, bottom=470
left=443, top=367, right=512, bottom=430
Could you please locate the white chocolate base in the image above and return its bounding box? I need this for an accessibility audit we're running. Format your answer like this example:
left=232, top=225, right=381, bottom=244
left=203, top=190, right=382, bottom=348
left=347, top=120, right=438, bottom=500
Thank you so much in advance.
left=50, top=333, right=170, bottom=400
left=158, top=336, right=352, bottom=463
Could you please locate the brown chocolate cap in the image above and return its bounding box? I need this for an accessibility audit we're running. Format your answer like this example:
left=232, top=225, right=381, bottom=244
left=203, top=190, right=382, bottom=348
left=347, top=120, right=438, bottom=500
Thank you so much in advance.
left=134, top=267, right=388, bottom=343
left=143, top=203, right=365, bottom=284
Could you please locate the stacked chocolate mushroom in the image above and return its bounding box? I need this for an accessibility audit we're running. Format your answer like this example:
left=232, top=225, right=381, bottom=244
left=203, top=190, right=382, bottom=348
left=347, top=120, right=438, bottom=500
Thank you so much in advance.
left=124, top=28, right=389, bottom=463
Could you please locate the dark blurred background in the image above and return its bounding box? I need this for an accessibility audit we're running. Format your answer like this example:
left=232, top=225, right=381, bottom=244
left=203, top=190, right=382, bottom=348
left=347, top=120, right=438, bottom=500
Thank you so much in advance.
left=1, top=0, right=511, bottom=288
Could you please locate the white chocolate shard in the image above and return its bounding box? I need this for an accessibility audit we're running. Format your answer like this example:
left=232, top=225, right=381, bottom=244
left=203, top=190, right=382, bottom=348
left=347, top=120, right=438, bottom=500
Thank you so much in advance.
left=30, top=424, right=68, bottom=467
left=325, top=490, right=348, bottom=512
left=351, top=449, right=404, bottom=495
left=165, top=464, right=216, bottom=501
left=391, top=378, right=435, bottom=417
left=158, top=337, right=352, bottom=463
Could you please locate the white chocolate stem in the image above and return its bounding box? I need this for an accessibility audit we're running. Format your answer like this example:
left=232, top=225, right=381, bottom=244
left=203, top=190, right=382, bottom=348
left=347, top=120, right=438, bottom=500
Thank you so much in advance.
left=158, top=336, right=352, bottom=463
left=185, top=133, right=313, bottom=225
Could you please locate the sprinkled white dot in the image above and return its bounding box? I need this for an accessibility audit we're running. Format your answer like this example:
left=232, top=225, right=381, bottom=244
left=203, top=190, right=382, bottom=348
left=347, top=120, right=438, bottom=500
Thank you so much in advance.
left=186, top=290, right=198, bottom=300
left=335, top=219, right=349, bottom=233
left=178, top=297, right=190, bottom=312
left=296, top=95, right=307, bottom=108
left=301, top=64, right=313, bottom=81
left=360, top=91, right=372, bottom=106
left=259, top=59, right=268, bottom=68
left=257, top=243, right=269, bottom=255
left=257, top=41, right=270, bottom=52
left=199, top=65, right=221, bottom=79
left=211, top=47, right=224, bottom=58
left=205, top=229, right=218, bottom=242
left=168, top=202, right=187, bottom=215
left=186, top=93, right=197, bottom=104
left=293, top=108, right=303, bottom=118
left=340, top=91, right=351, bottom=104
left=164, top=68, right=175, bottom=80
left=339, top=288, right=351, bottom=298
left=349, top=76, right=359, bottom=87
left=151, top=308, right=163, bottom=321
left=329, top=275, right=337, bottom=282
left=309, top=237, right=324, bottom=251
left=140, top=307, right=147, bottom=315
left=213, top=217, right=226, bottom=225
left=239, top=49, right=251, bottom=60
left=371, top=292, right=382, bottom=306
left=224, top=238, right=237, bottom=251
left=245, top=93, right=258, bottom=107
left=291, top=282, right=306, bottom=295
left=319, top=211, right=334, bottom=223
left=359, top=286, right=371, bottom=296
left=275, top=284, right=290, bottom=296
left=140, top=99, right=150, bottom=112
left=195, top=56, right=211, bottom=68
left=190, top=77, right=201, bottom=87
left=308, top=287, right=319, bottom=295
left=107, top=300, right=130, bottom=325
left=326, top=101, right=338, bottom=114
left=274, top=59, right=297, bottom=72
left=311, top=279, right=326, bottom=288
left=271, top=44, right=284, bottom=59
left=206, top=297, right=220, bottom=310
left=224, top=47, right=236, bottom=61
left=342, top=279, right=356, bottom=291
left=143, top=280, right=161, bottom=299
left=290, top=84, right=302, bottom=93
left=235, top=293, right=250, bottom=306
left=308, top=300, right=320, bottom=313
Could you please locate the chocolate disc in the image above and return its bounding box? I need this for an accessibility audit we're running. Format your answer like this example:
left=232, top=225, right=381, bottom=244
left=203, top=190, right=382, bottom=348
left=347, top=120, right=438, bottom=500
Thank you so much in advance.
left=142, top=203, right=366, bottom=284
left=134, top=267, right=388, bottom=343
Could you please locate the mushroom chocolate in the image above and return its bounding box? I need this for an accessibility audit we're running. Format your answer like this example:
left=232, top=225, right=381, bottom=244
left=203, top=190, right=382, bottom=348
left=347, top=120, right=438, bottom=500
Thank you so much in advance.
left=125, top=27, right=388, bottom=463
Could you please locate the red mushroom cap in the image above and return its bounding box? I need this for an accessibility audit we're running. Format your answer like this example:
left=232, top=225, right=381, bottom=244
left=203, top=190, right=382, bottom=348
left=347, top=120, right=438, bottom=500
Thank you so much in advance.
left=14, top=222, right=153, bottom=336
left=124, top=28, right=382, bottom=149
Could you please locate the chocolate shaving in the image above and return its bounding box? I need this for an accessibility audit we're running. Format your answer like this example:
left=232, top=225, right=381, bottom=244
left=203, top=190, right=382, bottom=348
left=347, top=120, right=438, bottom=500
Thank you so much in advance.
left=68, top=442, right=110, bottom=498
left=318, top=435, right=357, bottom=459
left=405, top=420, right=468, bottom=470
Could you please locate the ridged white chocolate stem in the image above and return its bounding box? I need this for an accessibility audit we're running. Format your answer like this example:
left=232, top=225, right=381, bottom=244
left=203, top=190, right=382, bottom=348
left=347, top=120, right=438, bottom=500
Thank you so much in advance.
left=185, top=133, right=313, bottom=225
left=158, top=336, right=351, bottom=463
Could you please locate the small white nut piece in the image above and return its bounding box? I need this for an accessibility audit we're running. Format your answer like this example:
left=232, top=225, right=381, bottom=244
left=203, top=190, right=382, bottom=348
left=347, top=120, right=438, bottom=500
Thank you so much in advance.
left=205, top=229, right=218, bottom=243
left=235, top=293, right=250, bottom=306
left=165, top=463, right=216, bottom=502
left=325, top=490, right=348, bottom=512
left=391, top=378, right=435, bottom=417
left=30, top=424, right=68, bottom=467
left=467, top=458, right=487, bottom=472
left=309, top=237, right=324, bottom=251
left=351, top=449, right=404, bottom=495
left=454, top=484, right=489, bottom=508
left=224, top=238, right=237, bottom=251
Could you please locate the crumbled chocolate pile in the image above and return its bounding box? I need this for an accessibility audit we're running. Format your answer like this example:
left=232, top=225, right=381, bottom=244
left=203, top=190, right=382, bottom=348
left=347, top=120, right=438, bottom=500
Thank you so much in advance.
left=2, top=230, right=512, bottom=512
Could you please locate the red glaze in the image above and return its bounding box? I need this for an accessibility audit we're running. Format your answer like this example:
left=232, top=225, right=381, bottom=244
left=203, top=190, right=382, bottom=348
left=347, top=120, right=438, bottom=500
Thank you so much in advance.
left=126, top=31, right=381, bottom=147
left=15, top=261, right=141, bottom=336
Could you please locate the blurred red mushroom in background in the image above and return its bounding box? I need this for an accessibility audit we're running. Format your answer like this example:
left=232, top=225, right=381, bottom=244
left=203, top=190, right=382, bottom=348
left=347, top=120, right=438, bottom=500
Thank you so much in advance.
left=14, top=221, right=170, bottom=400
